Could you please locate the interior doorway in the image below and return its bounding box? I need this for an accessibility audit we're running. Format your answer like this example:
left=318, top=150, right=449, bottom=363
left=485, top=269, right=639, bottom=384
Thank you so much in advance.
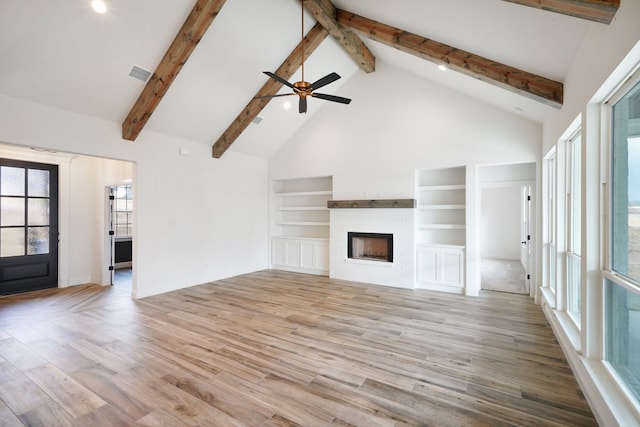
left=107, top=184, right=133, bottom=292
left=478, top=163, right=535, bottom=295
left=0, top=143, right=135, bottom=296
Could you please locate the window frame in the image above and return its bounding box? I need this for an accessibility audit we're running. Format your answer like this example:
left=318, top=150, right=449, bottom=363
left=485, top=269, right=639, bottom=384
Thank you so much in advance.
left=602, top=66, right=640, bottom=409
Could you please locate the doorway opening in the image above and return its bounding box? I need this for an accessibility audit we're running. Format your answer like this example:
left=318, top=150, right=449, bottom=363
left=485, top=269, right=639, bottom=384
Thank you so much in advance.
left=108, top=184, right=133, bottom=293
left=478, top=163, right=535, bottom=295
left=0, top=142, right=135, bottom=297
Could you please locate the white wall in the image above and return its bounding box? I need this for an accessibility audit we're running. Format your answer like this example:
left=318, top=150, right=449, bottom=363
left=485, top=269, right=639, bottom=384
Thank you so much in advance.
left=0, top=95, right=269, bottom=298
left=67, top=156, right=134, bottom=286
left=543, top=2, right=640, bottom=152
left=270, top=63, right=541, bottom=197
left=480, top=186, right=521, bottom=259
left=269, top=62, right=541, bottom=294
left=539, top=2, right=640, bottom=425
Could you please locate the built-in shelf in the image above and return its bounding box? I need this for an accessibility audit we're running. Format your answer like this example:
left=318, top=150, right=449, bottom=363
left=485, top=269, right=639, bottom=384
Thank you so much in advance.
left=418, top=224, right=465, bottom=230
left=276, top=221, right=330, bottom=226
left=415, top=166, right=466, bottom=292
left=417, top=204, right=466, bottom=210
left=328, top=199, right=416, bottom=209
left=417, top=184, right=465, bottom=191
left=278, top=207, right=328, bottom=211
left=275, top=190, right=332, bottom=197
left=271, top=176, right=332, bottom=276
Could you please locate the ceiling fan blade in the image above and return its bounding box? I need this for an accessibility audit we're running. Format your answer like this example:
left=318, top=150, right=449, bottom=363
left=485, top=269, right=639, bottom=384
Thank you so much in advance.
left=312, top=92, right=351, bottom=104
left=263, top=71, right=298, bottom=91
left=299, top=97, right=307, bottom=114
left=309, top=72, right=341, bottom=91
left=255, top=93, right=296, bottom=100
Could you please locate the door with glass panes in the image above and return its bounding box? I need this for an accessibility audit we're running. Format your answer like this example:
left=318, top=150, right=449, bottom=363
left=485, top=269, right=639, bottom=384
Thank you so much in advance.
left=0, top=159, right=58, bottom=295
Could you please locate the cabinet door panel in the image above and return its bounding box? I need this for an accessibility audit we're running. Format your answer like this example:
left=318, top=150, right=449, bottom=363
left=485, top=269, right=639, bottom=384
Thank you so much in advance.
left=416, top=247, right=438, bottom=283
left=441, top=250, right=463, bottom=285
left=284, top=241, right=300, bottom=267
left=271, top=239, right=287, bottom=267
left=300, top=242, right=315, bottom=269
left=315, top=242, right=329, bottom=271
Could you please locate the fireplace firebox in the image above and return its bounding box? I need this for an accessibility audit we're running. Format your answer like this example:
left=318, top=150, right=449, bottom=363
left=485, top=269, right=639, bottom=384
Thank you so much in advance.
left=347, top=232, right=393, bottom=262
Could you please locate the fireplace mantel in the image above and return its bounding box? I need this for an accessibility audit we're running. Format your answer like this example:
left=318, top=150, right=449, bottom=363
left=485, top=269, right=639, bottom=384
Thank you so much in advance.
left=327, top=199, right=416, bottom=209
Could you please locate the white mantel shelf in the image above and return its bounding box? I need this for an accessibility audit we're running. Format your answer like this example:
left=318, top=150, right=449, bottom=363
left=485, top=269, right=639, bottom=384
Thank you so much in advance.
left=327, top=199, right=416, bottom=209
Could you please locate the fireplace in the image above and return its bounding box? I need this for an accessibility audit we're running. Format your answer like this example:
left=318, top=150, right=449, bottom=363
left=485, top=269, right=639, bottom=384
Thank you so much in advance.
left=347, top=232, right=393, bottom=262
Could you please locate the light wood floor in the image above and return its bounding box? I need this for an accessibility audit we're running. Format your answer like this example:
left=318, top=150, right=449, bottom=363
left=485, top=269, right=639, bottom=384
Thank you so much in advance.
left=0, top=270, right=596, bottom=426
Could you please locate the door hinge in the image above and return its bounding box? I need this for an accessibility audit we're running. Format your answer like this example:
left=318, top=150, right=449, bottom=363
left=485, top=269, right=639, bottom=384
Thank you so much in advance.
left=108, top=265, right=114, bottom=271
left=109, top=195, right=115, bottom=200
left=109, top=230, right=115, bottom=236
left=527, top=195, right=531, bottom=201
left=527, top=274, right=531, bottom=280
left=527, top=234, right=531, bottom=241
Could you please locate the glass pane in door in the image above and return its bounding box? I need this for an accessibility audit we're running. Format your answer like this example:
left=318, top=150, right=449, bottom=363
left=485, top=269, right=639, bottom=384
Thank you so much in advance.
left=27, top=227, right=49, bottom=255
left=1, top=228, right=25, bottom=257
left=28, top=169, right=50, bottom=197
left=1, top=197, right=25, bottom=226
left=1, top=167, right=25, bottom=196
left=28, top=199, right=49, bottom=226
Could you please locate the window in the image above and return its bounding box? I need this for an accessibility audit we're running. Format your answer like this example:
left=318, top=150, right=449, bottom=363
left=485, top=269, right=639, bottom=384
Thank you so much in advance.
left=547, top=153, right=557, bottom=294
left=606, top=75, right=640, bottom=402
left=567, top=131, right=582, bottom=324
left=112, top=185, right=133, bottom=237
left=606, top=279, right=640, bottom=402
left=611, top=80, right=640, bottom=284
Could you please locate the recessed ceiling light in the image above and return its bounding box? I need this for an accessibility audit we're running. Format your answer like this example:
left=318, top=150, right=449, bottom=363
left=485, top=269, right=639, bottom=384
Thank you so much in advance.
left=92, top=0, right=107, bottom=14
left=283, top=101, right=292, bottom=110
left=438, top=64, right=447, bottom=72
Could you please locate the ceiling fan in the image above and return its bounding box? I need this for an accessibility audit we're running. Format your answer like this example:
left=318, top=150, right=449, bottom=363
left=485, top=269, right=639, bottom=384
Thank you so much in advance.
left=261, top=1, right=351, bottom=114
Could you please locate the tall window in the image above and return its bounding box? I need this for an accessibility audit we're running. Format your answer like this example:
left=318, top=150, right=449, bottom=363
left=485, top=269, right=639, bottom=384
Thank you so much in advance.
left=547, top=153, right=557, bottom=294
left=112, top=185, right=133, bottom=237
left=606, top=76, right=640, bottom=402
left=567, top=132, right=582, bottom=325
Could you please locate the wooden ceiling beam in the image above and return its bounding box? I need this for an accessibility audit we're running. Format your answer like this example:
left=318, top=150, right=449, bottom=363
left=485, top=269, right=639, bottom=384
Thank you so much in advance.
left=337, top=9, right=563, bottom=108
left=211, top=23, right=329, bottom=158
left=502, top=0, right=619, bottom=24
left=122, top=0, right=227, bottom=141
left=302, top=0, right=375, bottom=73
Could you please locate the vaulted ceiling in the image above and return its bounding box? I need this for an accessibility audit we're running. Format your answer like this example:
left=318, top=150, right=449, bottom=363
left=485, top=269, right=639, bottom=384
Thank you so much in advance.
left=0, top=0, right=619, bottom=159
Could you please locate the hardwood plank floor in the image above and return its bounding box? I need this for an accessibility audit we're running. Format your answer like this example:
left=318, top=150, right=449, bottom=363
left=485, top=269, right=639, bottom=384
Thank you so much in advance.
left=0, top=270, right=597, bottom=426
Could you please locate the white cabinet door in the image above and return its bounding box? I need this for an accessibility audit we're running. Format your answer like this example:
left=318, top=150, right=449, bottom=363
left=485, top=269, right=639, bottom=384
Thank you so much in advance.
left=440, top=250, right=464, bottom=286
left=315, top=242, right=329, bottom=272
left=416, top=247, right=439, bottom=284
left=271, top=239, right=287, bottom=266
left=416, top=245, right=464, bottom=289
left=300, top=241, right=315, bottom=269
left=271, top=238, right=328, bottom=274
left=272, top=239, right=300, bottom=268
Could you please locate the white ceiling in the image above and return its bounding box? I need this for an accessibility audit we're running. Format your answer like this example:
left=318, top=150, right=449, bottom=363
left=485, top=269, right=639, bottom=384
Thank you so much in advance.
left=0, top=0, right=591, bottom=158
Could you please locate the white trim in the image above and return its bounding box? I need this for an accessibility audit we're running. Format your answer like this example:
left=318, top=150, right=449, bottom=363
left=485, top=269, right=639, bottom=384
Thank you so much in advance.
left=544, top=302, right=640, bottom=426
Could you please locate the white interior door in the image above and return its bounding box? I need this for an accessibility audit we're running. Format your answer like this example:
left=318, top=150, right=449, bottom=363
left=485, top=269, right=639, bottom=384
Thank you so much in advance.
left=520, top=185, right=532, bottom=291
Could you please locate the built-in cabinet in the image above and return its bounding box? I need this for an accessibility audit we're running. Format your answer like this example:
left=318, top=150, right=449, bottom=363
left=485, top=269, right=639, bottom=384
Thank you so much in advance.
left=270, top=176, right=332, bottom=275
left=415, top=167, right=466, bottom=292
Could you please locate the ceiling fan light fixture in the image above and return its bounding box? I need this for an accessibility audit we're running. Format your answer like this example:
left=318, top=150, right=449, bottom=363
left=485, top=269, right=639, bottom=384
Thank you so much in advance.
left=260, top=1, right=351, bottom=114
left=91, top=0, right=107, bottom=14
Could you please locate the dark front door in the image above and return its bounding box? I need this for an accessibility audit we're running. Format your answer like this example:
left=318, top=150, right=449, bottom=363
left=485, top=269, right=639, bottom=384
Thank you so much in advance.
left=0, top=159, right=58, bottom=295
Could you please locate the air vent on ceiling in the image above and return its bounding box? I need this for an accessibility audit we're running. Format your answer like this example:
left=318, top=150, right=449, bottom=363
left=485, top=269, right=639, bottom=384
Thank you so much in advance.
left=129, top=65, right=151, bottom=82
left=252, top=116, right=263, bottom=125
